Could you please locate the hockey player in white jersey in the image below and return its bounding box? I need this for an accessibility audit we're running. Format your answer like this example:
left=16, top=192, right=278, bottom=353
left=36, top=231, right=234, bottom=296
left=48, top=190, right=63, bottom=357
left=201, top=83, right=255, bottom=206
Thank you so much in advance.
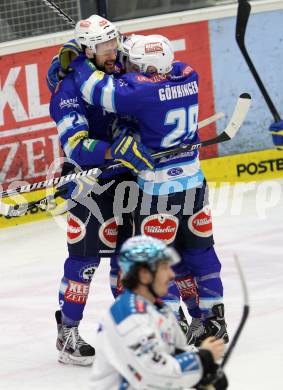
left=90, top=236, right=228, bottom=390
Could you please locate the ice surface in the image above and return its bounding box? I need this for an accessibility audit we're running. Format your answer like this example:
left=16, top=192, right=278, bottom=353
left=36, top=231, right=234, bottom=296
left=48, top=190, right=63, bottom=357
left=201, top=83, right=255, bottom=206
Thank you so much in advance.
left=1, top=180, right=283, bottom=389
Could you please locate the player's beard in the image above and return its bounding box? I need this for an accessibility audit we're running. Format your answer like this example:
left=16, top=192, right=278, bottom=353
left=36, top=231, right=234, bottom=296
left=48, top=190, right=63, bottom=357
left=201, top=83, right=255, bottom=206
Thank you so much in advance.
left=97, top=60, right=116, bottom=74
left=88, top=55, right=116, bottom=74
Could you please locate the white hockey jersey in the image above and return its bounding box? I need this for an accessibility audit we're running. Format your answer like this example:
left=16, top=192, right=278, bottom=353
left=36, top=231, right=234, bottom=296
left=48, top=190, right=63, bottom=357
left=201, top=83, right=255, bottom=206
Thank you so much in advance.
left=90, top=290, right=203, bottom=390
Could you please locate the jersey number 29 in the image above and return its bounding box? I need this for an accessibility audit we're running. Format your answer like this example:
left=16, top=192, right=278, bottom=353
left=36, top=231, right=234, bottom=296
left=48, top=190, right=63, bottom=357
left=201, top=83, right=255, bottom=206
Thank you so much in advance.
left=161, top=105, right=198, bottom=148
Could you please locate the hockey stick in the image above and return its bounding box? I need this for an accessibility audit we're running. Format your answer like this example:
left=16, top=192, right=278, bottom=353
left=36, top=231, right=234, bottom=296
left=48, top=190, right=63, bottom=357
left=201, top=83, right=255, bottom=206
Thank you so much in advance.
left=221, top=255, right=250, bottom=368
left=198, top=255, right=249, bottom=389
left=41, top=0, right=76, bottom=27
left=198, top=112, right=224, bottom=129
left=0, top=111, right=225, bottom=219
left=236, top=0, right=281, bottom=121
left=0, top=113, right=223, bottom=218
left=0, top=94, right=250, bottom=216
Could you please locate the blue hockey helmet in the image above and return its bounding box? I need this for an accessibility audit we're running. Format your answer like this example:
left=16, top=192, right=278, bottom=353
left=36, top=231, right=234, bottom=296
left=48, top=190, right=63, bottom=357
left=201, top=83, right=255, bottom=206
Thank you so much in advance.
left=119, top=235, right=180, bottom=277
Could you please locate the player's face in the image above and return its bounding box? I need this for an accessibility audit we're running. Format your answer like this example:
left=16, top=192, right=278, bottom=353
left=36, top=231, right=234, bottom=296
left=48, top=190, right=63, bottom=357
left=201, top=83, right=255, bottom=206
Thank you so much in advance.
left=152, top=261, right=175, bottom=297
left=95, top=38, right=118, bottom=74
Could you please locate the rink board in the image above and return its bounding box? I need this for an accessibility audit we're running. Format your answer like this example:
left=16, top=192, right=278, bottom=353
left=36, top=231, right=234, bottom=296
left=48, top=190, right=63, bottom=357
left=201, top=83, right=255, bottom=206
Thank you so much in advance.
left=1, top=148, right=282, bottom=229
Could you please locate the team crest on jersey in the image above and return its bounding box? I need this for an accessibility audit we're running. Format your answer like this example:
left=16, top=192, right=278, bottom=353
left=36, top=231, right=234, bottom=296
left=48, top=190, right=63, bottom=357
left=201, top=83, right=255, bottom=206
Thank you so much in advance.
left=188, top=206, right=213, bottom=238
left=99, top=217, right=118, bottom=248
left=141, top=214, right=179, bottom=244
left=67, top=213, right=86, bottom=244
left=145, top=42, right=163, bottom=53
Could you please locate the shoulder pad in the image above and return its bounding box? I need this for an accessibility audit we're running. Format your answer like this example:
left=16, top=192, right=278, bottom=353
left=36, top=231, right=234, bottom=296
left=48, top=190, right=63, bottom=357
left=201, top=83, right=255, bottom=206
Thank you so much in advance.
left=110, top=291, right=148, bottom=324
left=171, top=61, right=197, bottom=79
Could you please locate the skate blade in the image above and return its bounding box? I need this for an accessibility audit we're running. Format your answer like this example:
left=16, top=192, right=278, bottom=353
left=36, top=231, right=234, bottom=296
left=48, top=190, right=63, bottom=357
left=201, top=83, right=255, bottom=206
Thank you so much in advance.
left=58, top=351, right=95, bottom=366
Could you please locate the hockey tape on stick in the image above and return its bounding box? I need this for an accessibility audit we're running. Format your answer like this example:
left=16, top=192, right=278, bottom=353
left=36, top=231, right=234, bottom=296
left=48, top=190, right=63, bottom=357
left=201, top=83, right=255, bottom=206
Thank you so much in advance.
left=41, top=0, right=76, bottom=27
left=236, top=0, right=280, bottom=121
left=221, top=254, right=250, bottom=368
left=0, top=95, right=250, bottom=216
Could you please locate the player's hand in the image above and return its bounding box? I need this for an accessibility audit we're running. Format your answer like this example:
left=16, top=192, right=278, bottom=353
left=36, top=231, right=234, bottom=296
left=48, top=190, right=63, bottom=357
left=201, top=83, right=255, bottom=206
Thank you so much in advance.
left=110, top=133, right=154, bottom=174
left=200, top=337, right=225, bottom=362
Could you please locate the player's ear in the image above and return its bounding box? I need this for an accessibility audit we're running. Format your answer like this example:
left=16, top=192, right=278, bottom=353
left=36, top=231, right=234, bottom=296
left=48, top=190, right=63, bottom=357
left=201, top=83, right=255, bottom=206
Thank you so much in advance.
left=138, top=267, right=153, bottom=285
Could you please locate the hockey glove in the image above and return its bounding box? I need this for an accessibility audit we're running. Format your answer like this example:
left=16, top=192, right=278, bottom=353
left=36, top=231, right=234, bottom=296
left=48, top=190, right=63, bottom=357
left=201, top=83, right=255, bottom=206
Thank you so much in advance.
left=46, top=41, right=81, bottom=93
left=269, top=120, right=283, bottom=150
left=196, top=349, right=228, bottom=390
left=110, top=133, right=154, bottom=174
left=46, top=56, right=67, bottom=93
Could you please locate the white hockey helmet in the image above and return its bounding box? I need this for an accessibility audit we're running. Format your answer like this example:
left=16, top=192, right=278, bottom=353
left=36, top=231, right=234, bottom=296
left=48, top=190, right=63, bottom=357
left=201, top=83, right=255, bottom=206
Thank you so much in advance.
left=128, top=34, right=174, bottom=74
left=119, top=34, right=144, bottom=67
left=121, top=34, right=144, bottom=55
left=74, top=15, right=119, bottom=53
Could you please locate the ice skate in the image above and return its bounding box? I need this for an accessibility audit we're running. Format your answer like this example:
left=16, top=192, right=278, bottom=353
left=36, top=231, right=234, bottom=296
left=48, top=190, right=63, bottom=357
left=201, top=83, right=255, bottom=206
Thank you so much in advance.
left=178, top=307, right=204, bottom=345
left=195, top=304, right=229, bottom=346
left=55, top=310, right=95, bottom=366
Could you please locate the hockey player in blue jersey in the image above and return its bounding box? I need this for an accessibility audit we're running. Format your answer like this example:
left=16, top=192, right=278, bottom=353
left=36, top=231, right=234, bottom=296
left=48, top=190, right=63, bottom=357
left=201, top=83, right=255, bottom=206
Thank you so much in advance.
left=68, top=33, right=229, bottom=347
left=49, top=15, right=154, bottom=366
left=90, top=235, right=228, bottom=390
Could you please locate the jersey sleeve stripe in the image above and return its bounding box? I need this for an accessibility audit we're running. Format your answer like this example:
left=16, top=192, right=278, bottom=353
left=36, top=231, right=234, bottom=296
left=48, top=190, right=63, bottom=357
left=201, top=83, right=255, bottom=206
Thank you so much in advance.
left=100, top=76, right=116, bottom=113
left=81, top=75, right=101, bottom=104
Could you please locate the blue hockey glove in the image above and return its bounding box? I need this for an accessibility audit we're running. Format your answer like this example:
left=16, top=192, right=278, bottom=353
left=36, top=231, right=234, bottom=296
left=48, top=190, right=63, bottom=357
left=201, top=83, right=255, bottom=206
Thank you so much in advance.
left=269, top=120, right=283, bottom=150
left=46, top=56, right=66, bottom=93
left=110, top=133, right=154, bottom=174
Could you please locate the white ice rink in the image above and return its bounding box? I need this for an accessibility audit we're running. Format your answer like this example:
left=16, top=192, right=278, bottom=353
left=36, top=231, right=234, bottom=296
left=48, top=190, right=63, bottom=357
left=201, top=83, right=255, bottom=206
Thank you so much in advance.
left=1, top=180, right=283, bottom=390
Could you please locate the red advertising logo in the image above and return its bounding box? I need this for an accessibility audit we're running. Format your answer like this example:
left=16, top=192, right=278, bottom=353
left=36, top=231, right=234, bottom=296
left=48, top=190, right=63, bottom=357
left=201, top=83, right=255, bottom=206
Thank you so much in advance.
left=145, top=42, right=163, bottom=53
left=65, top=280, right=89, bottom=304
left=175, top=276, right=198, bottom=301
left=99, top=217, right=118, bottom=248
left=67, top=213, right=86, bottom=244
left=0, top=45, right=62, bottom=188
left=188, top=206, right=213, bottom=238
left=141, top=214, right=178, bottom=244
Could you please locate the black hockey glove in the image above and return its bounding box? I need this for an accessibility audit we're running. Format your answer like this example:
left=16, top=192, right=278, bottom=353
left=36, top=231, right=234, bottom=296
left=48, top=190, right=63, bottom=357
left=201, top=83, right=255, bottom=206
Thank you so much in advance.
left=195, top=349, right=228, bottom=390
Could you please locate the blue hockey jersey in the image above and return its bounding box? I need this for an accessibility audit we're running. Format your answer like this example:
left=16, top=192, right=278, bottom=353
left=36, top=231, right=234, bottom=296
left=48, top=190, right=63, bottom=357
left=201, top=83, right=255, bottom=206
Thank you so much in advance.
left=70, top=56, right=205, bottom=194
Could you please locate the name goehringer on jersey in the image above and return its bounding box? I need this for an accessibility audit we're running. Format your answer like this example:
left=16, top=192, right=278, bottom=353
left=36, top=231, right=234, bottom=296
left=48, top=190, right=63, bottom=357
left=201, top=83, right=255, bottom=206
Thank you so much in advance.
left=158, top=81, right=198, bottom=101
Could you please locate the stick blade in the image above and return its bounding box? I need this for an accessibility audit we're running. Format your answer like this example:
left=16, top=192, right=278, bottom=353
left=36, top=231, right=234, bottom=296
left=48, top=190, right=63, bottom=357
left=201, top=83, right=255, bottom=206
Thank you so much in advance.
left=236, top=0, right=252, bottom=46
left=224, top=93, right=251, bottom=139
